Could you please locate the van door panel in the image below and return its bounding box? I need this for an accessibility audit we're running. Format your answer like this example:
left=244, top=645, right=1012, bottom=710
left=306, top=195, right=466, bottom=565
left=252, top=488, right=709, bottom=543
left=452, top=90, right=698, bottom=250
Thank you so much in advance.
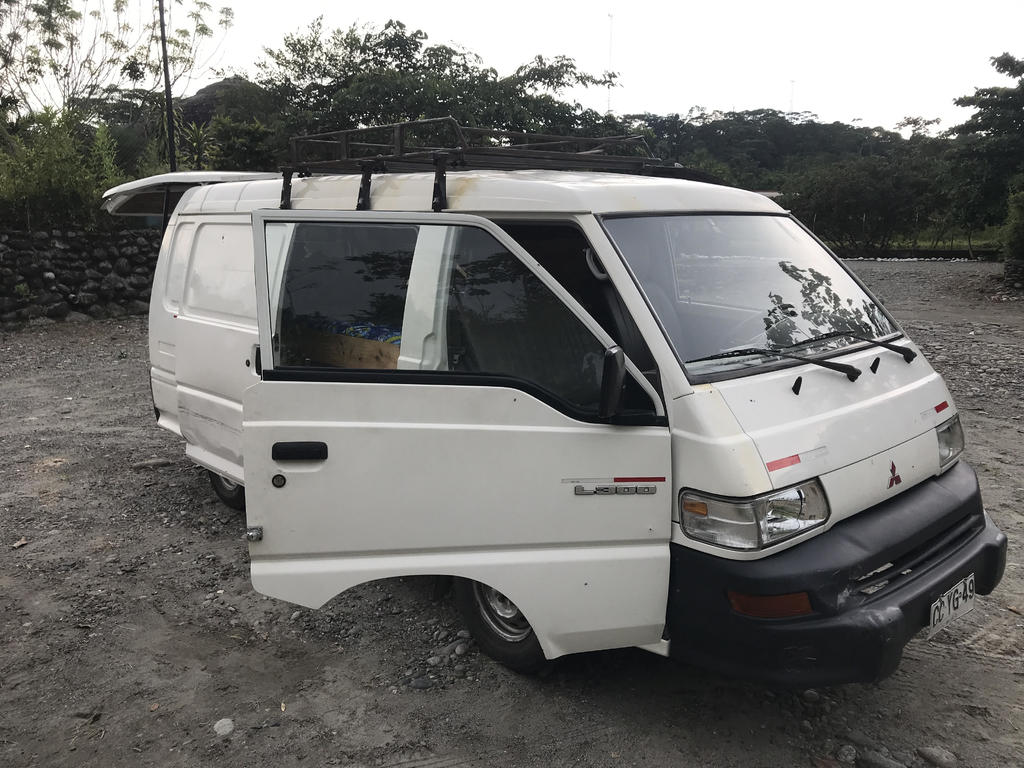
left=243, top=380, right=670, bottom=657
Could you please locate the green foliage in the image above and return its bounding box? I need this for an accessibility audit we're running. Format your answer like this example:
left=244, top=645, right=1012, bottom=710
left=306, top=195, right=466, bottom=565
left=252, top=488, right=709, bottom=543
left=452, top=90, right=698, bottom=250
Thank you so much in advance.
left=782, top=155, right=928, bottom=251
left=0, top=108, right=125, bottom=228
left=133, top=137, right=169, bottom=177
left=176, top=118, right=218, bottom=170
left=625, top=108, right=908, bottom=191
left=210, top=115, right=276, bottom=170
left=953, top=53, right=1024, bottom=138
left=90, top=122, right=125, bottom=189
left=255, top=18, right=619, bottom=136
left=949, top=53, right=1024, bottom=244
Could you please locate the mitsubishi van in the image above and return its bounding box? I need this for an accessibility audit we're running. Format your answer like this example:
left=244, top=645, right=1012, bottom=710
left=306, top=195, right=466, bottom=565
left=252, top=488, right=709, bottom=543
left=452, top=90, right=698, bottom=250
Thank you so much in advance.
left=103, top=119, right=1007, bottom=684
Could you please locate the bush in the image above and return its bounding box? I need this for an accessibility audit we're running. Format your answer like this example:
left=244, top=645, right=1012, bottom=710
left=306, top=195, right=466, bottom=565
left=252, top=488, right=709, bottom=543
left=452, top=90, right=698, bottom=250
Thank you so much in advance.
left=0, top=109, right=125, bottom=229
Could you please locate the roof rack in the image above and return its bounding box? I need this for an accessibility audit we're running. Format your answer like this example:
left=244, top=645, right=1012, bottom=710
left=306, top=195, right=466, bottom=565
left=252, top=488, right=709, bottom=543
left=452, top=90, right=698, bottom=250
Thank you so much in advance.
left=279, top=117, right=719, bottom=210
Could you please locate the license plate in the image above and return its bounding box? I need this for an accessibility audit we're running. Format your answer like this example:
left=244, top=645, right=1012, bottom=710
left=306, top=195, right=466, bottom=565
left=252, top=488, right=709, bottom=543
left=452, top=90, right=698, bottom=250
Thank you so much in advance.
left=928, top=573, right=976, bottom=638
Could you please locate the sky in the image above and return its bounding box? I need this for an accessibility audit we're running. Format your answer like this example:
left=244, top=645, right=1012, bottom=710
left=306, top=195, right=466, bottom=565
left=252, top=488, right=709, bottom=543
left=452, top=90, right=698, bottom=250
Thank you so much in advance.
left=188, top=0, right=1024, bottom=133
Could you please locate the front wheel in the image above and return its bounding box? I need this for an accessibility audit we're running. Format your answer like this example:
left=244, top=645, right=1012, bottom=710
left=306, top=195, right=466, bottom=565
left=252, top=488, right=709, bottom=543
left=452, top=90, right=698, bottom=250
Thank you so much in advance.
left=208, top=470, right=245, bottom=511
left=454, top=578, right=547, bottom=673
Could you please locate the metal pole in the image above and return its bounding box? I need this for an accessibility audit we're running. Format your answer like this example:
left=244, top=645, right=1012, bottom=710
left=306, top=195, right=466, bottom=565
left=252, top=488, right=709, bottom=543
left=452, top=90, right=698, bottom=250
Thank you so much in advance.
left=158, top=0, right=176, bottom=234
left=607, top=13, right=613, bottom=114
left=158, top=0, right=176, bottom=174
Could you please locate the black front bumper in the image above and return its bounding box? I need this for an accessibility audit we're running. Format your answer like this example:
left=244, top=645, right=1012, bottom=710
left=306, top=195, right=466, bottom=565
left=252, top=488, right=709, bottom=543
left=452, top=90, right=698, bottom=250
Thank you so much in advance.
left=666, top=461, right=1007, bottom=687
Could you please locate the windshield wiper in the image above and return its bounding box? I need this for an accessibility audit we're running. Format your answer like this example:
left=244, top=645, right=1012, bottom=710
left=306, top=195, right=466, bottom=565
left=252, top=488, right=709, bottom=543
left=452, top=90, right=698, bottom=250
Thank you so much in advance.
left=787, top=330, right=916, bottom=363
left=687, top=347, right=862, bottom=381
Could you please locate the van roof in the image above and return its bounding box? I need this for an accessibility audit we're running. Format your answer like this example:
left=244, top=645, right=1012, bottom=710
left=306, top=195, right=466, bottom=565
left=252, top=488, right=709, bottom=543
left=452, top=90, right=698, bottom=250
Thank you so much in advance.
left=105, top=169, right=786, bottom=217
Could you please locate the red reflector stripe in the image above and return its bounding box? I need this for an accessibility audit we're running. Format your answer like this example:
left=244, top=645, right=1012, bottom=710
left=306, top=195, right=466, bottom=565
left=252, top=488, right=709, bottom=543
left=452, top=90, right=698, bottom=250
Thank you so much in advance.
left=612, top=476, right=666, bottom=483
left=766, top=454, right=801, bottom=472
left=935, top=401, right=949, bottom=413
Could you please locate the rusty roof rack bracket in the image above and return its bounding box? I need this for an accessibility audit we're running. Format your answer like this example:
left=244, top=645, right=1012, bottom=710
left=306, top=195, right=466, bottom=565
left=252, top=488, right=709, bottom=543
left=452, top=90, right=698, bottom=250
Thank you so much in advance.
left=356, top=158, right=387, bottom=211
left=279, top=117, right=720, bottom=210
left=279, top=167, right=294, bottom=210
left=432, top=152, right=450, bottom=212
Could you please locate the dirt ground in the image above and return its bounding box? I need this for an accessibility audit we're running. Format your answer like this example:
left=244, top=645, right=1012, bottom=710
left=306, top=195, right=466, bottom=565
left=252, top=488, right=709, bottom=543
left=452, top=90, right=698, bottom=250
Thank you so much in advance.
left=0, top=260, right=1021, bottom=768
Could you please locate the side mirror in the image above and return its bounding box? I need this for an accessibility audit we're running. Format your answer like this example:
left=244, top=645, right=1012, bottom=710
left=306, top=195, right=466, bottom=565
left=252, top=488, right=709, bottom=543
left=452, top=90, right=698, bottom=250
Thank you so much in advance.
left=599, top=346, right=626, bottom=419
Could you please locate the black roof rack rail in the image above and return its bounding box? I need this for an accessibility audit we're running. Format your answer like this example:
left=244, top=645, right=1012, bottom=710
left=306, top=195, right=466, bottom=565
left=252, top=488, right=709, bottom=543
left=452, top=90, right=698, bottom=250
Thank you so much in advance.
left=279, top=117, right=720, bottom=210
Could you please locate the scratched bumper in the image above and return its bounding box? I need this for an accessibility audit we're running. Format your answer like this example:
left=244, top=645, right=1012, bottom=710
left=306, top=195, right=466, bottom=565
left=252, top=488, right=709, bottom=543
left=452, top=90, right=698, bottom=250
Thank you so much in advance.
left=666, top=461, right=1007, bottom=686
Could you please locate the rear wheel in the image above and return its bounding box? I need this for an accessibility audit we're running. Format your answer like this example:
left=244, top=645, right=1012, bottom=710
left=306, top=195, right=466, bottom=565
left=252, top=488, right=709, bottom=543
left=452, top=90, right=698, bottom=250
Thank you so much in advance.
left=454, top=578, right=547, bottom=673
left=208, top=470, right=245, bottom=511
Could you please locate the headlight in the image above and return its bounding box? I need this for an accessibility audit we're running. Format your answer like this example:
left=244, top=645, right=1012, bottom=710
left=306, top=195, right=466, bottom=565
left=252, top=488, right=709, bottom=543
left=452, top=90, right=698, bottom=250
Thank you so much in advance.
left=681, top=480, right=830, bottom=551
left=936, top=414, right=964, bottom=470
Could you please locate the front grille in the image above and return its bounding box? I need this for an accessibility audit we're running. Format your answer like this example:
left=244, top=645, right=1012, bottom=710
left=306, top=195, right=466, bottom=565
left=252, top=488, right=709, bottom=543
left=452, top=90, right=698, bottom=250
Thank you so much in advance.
left=850, top=512, right=984, bottom=604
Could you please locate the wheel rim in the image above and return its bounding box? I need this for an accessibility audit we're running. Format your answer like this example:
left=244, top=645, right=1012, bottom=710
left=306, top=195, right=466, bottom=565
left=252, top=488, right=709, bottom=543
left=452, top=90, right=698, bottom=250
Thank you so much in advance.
left=473, top=583, right=532, bottom=642
left=218, top=477, right=239, bottom=492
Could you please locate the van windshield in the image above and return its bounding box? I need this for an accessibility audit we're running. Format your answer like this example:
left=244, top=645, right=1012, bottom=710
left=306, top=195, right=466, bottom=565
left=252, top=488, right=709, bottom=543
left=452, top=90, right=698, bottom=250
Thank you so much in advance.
left=603, top=214, right=898, bottom=380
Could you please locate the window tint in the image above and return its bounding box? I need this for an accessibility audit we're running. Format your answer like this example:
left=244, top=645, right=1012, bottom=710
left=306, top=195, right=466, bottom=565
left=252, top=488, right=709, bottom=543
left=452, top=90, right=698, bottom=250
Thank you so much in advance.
left=271, top=222, right=416, bottom=369
left=445, top=227, right=605, bottom=412
left=495, top=220, right=662, bottom=409
left=267, top=221, right=607, bottom=415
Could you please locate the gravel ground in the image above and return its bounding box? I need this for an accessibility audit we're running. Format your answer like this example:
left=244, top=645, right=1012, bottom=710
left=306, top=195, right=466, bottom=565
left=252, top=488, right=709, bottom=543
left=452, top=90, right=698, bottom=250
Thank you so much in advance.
left=0, top=260, right=1021, bottom=768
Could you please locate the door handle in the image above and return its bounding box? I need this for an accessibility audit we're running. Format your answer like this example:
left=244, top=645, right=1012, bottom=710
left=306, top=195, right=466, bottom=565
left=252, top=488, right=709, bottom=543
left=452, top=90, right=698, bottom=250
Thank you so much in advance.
left=246, top=345, right=262, bottom=376
left=272, top=441, right=328, bottom=461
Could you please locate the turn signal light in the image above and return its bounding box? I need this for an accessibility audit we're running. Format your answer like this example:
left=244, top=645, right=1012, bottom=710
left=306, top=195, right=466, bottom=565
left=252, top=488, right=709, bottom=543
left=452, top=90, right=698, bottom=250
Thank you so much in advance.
left=727, top=590, right=814, bottom=618
left=682, top=499, right=708, bottom=516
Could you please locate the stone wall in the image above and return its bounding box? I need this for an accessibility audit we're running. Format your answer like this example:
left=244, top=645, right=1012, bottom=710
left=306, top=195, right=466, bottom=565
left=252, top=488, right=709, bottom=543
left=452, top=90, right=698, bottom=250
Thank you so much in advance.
left=0, top=229, right=160, bottom=328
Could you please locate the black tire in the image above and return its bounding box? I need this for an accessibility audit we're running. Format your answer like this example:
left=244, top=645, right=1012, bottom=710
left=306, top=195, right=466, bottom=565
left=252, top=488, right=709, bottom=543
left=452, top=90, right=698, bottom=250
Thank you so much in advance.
left=208, top=470, right=245, bottom=511
left=453, top=578, right=547, bottom=674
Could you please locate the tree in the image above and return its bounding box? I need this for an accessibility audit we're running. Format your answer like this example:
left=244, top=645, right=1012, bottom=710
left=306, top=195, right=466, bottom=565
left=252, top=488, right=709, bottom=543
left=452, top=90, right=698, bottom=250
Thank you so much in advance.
left=209, top=114, right=275, bottom=170
left=951, top=53, right=1024, bottom=277
left=254, top=19, right=622, bottom=138
left=624, top=109, right=915, bottom=192
left=0, top=0, right=233, bottom=118
left=782, top=154, right=931, bottom=253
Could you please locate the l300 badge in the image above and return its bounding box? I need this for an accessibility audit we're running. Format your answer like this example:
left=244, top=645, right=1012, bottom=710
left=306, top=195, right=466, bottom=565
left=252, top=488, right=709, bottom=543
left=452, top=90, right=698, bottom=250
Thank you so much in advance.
left=563, top=476, right=665, bottom=496
left=575, top=484, right=657, bottom=496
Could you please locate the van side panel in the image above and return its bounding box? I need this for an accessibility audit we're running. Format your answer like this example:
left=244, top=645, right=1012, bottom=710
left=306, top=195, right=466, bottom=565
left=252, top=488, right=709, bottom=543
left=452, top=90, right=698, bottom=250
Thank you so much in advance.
left=173, top=217, right=259, bottom=483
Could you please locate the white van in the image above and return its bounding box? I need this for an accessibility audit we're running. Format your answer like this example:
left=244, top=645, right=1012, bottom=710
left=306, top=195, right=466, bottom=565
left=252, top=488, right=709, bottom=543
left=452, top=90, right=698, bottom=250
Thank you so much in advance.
left=103, top=121, right=1006, bottom=685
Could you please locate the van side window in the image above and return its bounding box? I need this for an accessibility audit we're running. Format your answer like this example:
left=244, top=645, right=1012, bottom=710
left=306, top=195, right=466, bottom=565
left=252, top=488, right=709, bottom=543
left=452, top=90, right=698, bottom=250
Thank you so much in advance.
left=163, top=221, right=195, bottom=312
left=494, top=220, right=662, bottom=408
left=267, top=221, right=627, bottom=417
left=182, top=223, right=256, bottom=326
left=445, top=227, right=604, bottom=413
left=271, top=222, right=417, bottom=369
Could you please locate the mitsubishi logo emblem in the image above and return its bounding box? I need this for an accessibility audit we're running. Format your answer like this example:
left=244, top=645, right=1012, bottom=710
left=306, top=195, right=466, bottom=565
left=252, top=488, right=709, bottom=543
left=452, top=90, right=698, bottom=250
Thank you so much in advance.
left=888, top=461, right=902, bottom=489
